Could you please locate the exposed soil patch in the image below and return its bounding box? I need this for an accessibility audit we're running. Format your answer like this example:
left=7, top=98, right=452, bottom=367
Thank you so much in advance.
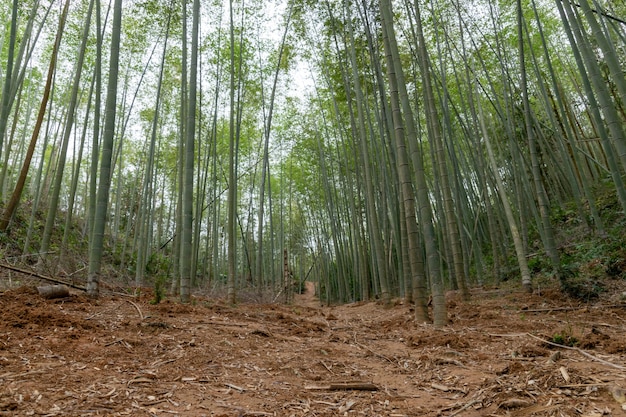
left=1, top=280, right=625, bottom=416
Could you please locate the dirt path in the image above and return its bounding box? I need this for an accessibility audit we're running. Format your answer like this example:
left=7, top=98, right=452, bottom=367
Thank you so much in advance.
left=293, top=281, right=319, bottom=309
left=1, top=283, right=625, bottom=416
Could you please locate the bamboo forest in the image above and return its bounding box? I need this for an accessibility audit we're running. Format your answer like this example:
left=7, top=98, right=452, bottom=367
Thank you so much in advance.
left=2, top=0, right=626, bottom=415
left=1, top=0, right=626, bottom=312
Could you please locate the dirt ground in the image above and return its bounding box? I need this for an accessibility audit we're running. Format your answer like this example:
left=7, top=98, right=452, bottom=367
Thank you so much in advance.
left=1, top=278, right=626, bottom=417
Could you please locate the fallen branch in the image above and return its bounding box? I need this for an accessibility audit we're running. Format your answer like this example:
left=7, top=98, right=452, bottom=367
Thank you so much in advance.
left=0, top=262, right=86, bottom=291
left=526, top=333, right=626, bottom=370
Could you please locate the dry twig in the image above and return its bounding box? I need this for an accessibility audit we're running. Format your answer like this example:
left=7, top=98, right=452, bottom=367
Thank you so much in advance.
left=126, top=299, right=144, bottom=320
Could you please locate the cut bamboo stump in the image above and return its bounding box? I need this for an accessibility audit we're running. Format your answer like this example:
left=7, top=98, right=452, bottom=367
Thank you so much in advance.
left=37, top=285, right=70, bottom=299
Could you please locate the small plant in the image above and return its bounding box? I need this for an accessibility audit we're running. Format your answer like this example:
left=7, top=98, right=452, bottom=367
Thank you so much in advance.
left=528, top=257, right=544, bottom=274
left=551, top=329, right=578, bottom=347
left=151, top=276, right=166, bottom=305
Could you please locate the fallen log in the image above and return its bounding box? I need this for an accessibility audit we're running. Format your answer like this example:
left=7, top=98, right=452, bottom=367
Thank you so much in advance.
left=37, top=284, right=70, bottom=299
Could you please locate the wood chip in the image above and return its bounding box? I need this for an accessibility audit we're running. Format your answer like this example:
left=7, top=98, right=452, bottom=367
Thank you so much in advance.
left=498, top=398, right=532, bottom=409
left=547, top=351, right=562, bottom=364
left=434, top=357, right=465, bottom=367
left=225, top=383, right=245, bottom=392
left=431, top=383, right=451, bottom=392
left=127, top=377, right=154, bottom=385
left=339, top=399, right=356, bottom=412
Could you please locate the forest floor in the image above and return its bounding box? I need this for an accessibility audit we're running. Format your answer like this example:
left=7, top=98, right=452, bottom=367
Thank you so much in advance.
left=1, top=278, right=626, bottom=417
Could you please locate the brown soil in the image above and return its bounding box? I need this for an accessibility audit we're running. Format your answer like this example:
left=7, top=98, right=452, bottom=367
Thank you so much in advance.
left=1, top=280, right=626, bottom=416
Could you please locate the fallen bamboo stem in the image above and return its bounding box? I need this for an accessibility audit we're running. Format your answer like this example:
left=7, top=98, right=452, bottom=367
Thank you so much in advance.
left=0, top=263, right=86, bottom=291
left=305, top=382, right=378, bottom=391
left=37, top=284, right=70, bottom=299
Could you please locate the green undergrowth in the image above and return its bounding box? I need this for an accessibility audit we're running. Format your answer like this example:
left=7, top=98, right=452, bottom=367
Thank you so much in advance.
left=533, top=186, right=626, bottom=301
